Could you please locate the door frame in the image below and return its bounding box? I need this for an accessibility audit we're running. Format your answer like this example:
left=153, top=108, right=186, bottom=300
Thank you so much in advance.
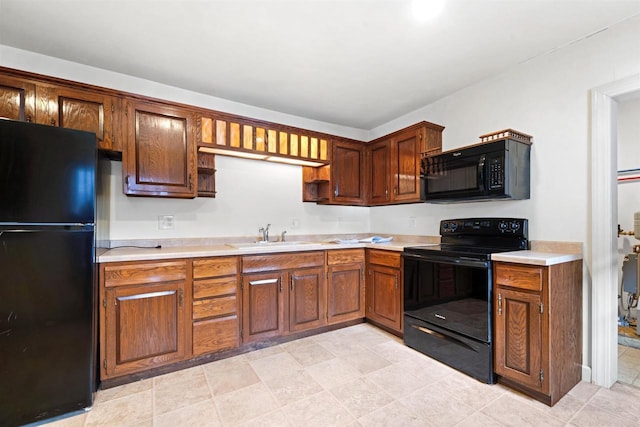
left=590, top=73, right=640, bottom=387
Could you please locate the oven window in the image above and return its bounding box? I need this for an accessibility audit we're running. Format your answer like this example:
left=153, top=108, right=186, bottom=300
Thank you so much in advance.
left=404, top=257, right=490, bottom=342
left=424, top=156, right=480, bottom=193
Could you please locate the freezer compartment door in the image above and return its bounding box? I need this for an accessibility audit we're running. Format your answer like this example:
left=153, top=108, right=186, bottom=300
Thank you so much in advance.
left=0, top=228, right=95, bottom=425
left=0, top=120, right=96, bottom=223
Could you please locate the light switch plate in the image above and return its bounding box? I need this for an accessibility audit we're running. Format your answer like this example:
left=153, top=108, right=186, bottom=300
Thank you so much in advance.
left=158, top=215, right=174, bottom=230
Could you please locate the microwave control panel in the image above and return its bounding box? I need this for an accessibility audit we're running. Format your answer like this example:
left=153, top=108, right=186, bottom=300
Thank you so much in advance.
left=489, top=158, right=504, bottom=189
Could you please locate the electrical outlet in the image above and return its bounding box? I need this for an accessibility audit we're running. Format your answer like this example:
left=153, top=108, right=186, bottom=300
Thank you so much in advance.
left=291, top=218, right=300, bottom=229
left=158, top=215, right=174, bottom=230
left=409, top=216, right=416, bottom=228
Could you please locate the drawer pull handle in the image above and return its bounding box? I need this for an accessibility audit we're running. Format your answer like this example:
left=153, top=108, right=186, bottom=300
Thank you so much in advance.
left=249, top=278, right=278, bottom=286
left=498, top=293, right=502, bottom=316
left=412, top=325, right=477, bottom=352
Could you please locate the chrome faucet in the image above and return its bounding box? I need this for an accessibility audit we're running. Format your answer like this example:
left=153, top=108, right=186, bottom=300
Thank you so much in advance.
left=280, top=230, right=287, bottom=242
left=258, top=224, right=271, bottom=242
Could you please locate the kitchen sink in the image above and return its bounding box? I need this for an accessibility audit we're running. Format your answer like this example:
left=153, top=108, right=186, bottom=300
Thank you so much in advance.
left=227, top=241, right=317, bottom=249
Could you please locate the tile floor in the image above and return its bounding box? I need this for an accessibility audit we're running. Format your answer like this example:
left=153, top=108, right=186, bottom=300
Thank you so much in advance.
left=41, top=324, right=640, bottom=427
left=618, top=344, right=640, bottom=387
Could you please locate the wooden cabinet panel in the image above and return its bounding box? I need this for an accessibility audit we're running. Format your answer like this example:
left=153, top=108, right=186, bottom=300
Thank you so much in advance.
left=495, top=264, right=543, bottom=291
left=38, top=86, right=122, bottom=151
left=327, top=249, right=365, bottom=265
left=193, top=295, right=237, bottom=320
left=327, top=263, right=365, bottom=324
left=104, top=280, right=187, bottom=378
left=123, top=100, right=196, bottom=198
left=289, top=267, right=325, bottom=332
left=494, top=287, right=543, bottom=391
left=193, top=257, right=238, bottom=279
left=103, top=260, right=187, bottom=287
left=193, top=276, right=237, bottom=299
left=0, top=75, right=35, bottom=122
left=242, top=251, right=324, bottom=273
left=193, top=316, right=238, bottom=355
left=242, top=272, right=285, bottom=343
left=331, top=141, right=365, bottom=205
left=368, top=140, right=391, bottom=204
left=392, top=130, right=421, bottom=201
left=366, top=250, right=403, bottom=334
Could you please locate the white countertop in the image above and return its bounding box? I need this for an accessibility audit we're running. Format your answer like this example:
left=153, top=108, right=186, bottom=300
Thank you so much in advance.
left=491, top=250, right=582, bottom=266
left=97, top=241, right=431, bottom=263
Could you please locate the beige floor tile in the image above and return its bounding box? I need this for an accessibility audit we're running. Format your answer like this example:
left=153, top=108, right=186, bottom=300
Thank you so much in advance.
left=339, top=349, right=392, bottom=375
left=240, top=409, right=292, bottom=427
left=263, top=369, right=324, bottom=406
left=588, top=382, right=640, bottom=419
left=317, top=335, right=369, bottom=357
left=154, top=399, right=221, bottom=427
left=84, top=389, right=153, bottom=426
left=243, top=343, right=285, bottom=361
left=154, top=365, right=205, bottom=388
left=511, top=390, right=586, bottom=423
left=369, top=340, right=425, bottom=364
left=202, top=355, right=261, bottom=396
left=285, top=341, right=336, bottom=366
left=456, top=411, right=508, bottom=426
left=283, top=390, right=355, bottom=427
left=214, top=382, right=279, bottom=425
left=154, top=374, right=212, bottom=415
left=305, top=357, right=362, bottom=389
left=366, top=360, right=449, bottom=399
left=329, top=377, right=395, bottom=419
left=95, top=378, right=153, bottom=404
left=480, top=394, right=564, bottom=427
left=357, top=400, right=431, bottom=427
left=432, top=371, right=505, bottom=410
left=567, top=380, right=601, bottom=402
left=400, top=387, right=476, bottom=427
left=568, top=402, right=639, bottom=427
left=41, top=412, right=88, bottom=427
left=249, top=351, right=303, bottom=382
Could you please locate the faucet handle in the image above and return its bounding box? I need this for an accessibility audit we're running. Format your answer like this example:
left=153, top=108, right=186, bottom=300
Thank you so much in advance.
left=281, top=230, right=287, bottom=242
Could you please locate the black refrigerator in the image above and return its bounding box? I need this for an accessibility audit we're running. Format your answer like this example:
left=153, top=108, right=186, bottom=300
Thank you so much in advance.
left=0, top=120, right=97, bottom=426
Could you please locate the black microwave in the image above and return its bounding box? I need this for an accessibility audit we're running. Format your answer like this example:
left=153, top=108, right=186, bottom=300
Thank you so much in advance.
left=421, top=138, right=531, bottom=203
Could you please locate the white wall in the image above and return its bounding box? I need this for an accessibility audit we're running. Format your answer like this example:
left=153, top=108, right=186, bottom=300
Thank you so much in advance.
left=617, top=97, right=640, bottom=320
left=370, top=15, right=640, bottom=244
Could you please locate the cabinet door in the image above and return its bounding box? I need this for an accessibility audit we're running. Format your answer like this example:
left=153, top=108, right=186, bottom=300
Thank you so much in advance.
left=0, top=75, right=36, bottom=122
left=289, top=267, right=325, bottom=333
left=331, top=141, right=365, bottom=205
left=494, top=287, right=544, bottom=392
left=366, top=264, right=402, bottom=332
left=391, top=129, right=421, bottom=202
left=368, top=140, right=391, bottom=204
left=123, top=100, right=196, bottom=198
left=327, top=263, right=365, bottom=324
left=36, top=85, right=122, bottom=151
left=242, top=272, right=285, bottom=343
left=104, top=280, right=186, bottom=378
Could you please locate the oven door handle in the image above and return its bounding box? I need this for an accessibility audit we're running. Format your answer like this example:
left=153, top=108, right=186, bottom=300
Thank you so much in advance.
left=402, top=253, right=490, bottom=269
left=411, top=325, right=479, bottom=353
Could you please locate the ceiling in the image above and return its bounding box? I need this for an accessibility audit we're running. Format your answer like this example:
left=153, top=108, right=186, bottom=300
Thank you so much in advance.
left=1, top=0, right=639, bottom=130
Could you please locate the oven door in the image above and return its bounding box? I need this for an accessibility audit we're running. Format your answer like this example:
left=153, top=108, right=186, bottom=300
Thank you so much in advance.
left=421, top=152, right=487, bottom=202
left=403, top=252, right=492, bottom=342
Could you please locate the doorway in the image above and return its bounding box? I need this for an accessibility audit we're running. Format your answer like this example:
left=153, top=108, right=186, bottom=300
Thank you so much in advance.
left=590, top=74, right=640, bottom=388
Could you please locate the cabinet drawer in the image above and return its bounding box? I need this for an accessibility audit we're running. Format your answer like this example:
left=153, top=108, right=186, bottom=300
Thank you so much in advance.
left=193, top=257, right=238, bottom=279
left=494, top=263, right=544, bottom=291
left=193, top=316, right=238, bottom=355
left=103, top=260, right=187, bottom=287
left=193, top=277, right=237, bottom=299
left=367, top=249, right=401, bottom=269
left=242, top=251, right=324, bottom=273
left=192, top=296, right=237, bottom=320
left=328, top=249, right=365, bottom=265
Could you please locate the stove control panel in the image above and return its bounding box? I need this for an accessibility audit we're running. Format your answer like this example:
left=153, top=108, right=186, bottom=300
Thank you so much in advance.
left=440, top=218, right=528, bottom=237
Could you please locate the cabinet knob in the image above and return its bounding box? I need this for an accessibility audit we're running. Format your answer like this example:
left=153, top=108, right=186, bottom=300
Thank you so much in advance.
left=25, top=115, right=32, bottom=123
left=497, top=293, right=502, bottom=316
left=50, top=118, right=56, bottom=126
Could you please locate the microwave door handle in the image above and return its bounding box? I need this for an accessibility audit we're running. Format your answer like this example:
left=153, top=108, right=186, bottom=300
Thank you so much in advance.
left=478, top=155, right=486, bottom=191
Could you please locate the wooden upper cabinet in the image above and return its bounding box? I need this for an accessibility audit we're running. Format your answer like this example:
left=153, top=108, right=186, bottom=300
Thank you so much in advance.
left=36, top=85, right=122, bottom=151
left=391, top=128, right=421, bottom=202
left=331, top=140, right=365, bottom=205
left=0, top=75, right=36, bottom=122
left=368, top=140, right=391, bottom=204
left=123, top=100, right=197, bottom=198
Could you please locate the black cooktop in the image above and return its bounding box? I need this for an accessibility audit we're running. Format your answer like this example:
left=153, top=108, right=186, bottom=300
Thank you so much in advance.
left=404, top=218, right=529, bottom=261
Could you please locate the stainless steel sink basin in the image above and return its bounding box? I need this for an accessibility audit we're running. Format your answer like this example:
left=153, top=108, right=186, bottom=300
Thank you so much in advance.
left=227, top=241, right=316, bottom=249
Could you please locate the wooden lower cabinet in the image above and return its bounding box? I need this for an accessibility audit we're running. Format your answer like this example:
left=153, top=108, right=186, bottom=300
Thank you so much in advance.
left=326, top=249, right=365, bottom=324
left=100, top=260, right=190, bottom=379
left=192, top=257, right=240, bottom=356
left=366, top=249, right=403, bottom=334
left=242, top=252, right=325, bottom=343
left=493, top=260, right=582, bottom=406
